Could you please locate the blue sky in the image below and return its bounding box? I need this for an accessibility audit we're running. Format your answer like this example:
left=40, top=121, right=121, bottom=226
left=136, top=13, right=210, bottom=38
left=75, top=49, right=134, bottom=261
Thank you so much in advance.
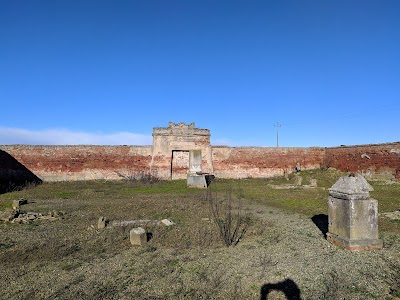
left=1, top=0, right=399, bottom=147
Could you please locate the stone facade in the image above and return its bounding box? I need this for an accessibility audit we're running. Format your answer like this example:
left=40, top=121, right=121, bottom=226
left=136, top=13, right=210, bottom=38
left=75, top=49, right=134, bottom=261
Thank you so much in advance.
left=151, top=122, right=213, bottom=179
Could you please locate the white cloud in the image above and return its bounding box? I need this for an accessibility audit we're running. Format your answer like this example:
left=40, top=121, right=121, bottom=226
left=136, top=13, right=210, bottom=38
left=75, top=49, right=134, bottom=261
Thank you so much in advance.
left=0, top=127, right=153, bottom=145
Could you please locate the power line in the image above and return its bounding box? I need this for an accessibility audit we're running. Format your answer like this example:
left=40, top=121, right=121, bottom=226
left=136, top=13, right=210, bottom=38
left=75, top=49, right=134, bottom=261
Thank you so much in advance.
left=274, top=122, right=281, bottom=147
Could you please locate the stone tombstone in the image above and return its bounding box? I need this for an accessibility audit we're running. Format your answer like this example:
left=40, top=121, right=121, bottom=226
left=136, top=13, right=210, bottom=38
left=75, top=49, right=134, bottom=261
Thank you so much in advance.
left=187, top=149, right=207, bottom=188
left=327, top=175, right=383, bottom=251
left=189, top=150, right=202, bottom=174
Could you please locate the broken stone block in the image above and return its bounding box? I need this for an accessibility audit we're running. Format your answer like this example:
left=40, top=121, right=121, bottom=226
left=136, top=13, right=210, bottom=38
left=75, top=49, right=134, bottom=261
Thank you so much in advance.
left=130, top=227, right=147, bottom=246
left=327, top=175, right=383, bottom=251
left=293, top=176, right=303, bottom=186
left=97, top=216, right=108, bottom=229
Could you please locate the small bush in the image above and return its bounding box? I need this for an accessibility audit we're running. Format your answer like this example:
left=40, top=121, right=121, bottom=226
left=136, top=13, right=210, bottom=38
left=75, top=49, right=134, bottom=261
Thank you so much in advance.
left=206, top=187, right=251, bottom=247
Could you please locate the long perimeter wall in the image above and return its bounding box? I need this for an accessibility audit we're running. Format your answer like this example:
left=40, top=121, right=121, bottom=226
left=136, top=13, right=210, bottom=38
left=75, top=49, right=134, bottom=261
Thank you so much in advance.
left=1, top=142, right=399, bottom=184
left=0, top=145, right=153, bottom=182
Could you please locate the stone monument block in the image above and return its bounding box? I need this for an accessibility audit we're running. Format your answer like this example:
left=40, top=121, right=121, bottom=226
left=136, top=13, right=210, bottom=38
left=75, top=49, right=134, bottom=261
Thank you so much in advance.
left=293, top=175, right=303, bottom=186
left=187, top=149, right=208, bottom=188
left=309, top=179, right=317, bottom=187
left=327, top=175, right=383, bottom=251
left=130, top=227, right=147, bottom=246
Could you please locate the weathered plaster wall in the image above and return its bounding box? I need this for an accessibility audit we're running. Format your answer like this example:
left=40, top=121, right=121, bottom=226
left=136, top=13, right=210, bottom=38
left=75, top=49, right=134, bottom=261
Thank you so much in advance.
left=0, top=145, right=152, bottom=181
left=1, top=122, right=399, bottom=183
left=324, top=143, right=400, bottom=180
left=1, top=143, right=399, bottom=182
left=212, top=146, right=325, bottom=178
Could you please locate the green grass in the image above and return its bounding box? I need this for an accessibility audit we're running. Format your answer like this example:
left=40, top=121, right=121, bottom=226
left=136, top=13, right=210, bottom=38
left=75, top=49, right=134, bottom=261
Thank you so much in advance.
left=209, top=169, right=400, bottom=232
left=0, top=170, right=399, bottom=299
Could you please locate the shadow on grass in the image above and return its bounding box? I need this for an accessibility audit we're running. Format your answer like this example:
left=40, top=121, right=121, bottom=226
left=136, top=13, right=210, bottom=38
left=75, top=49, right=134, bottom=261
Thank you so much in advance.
left=311, top=214, right=328, bottom=239
left=260, top=278, right=301, bottom=300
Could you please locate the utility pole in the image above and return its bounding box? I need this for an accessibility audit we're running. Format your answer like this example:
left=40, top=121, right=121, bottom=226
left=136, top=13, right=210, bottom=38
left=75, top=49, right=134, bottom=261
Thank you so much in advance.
left=275, top=122, right=281, bottom=147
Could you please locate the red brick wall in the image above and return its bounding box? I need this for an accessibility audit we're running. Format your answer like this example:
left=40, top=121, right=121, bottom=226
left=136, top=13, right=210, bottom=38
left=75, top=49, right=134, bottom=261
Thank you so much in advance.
left=212, top=147, right=325, bottom=178
left=1, top=143, right=399, bottom=182
left=0, top=145, right=153, bottom=181
left=324, top=143, right=400, bottom=180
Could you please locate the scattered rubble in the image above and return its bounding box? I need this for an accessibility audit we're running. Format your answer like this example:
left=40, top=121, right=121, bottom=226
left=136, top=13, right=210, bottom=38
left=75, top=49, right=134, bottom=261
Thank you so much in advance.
left=11, top=212, right=59, bottom=224
left=0, top=210, right=63, bottom=224
left=0, top=203, right=64, bottom=224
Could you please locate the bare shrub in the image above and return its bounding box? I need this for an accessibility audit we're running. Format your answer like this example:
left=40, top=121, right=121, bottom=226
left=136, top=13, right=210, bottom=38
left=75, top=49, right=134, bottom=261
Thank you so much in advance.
left=252, top=251, right=278, bottom=279
left=206, top=187, right=251, bottom=247
left=115, top=167, right=160, bottom=184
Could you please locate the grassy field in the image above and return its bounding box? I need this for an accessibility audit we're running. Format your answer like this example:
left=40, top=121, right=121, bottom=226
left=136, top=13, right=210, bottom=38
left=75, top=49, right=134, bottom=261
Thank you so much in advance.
left=0, top=169, right=399, bottom=299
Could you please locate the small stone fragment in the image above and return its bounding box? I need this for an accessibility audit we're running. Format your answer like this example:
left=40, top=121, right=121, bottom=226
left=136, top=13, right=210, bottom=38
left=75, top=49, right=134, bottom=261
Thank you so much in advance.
left=361, top=153, right=371, bottom=159
left=12, top=198, right=27, bottom=209
left=161, top=219, right=175, bottom=226
left=130, top=227, right=147, bottom=246
left=98, top=216, right=108, bottom=229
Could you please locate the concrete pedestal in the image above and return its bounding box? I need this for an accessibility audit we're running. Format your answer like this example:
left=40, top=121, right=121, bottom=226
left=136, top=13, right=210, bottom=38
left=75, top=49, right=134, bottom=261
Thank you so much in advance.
left=187, top=174, right=207, bottom=188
